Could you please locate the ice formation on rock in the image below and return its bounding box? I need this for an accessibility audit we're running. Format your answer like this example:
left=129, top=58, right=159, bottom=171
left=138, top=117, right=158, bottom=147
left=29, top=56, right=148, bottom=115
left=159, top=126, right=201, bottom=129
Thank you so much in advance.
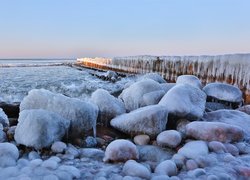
left=20, top=89, right=98, bottom=138
left=91, top=89, right=125, bottom=125
left=159, top=84, right=206, bottom=120
left=154, top=160, right=177, bottom=176
left=0, top=142, right=19, bottom=167
left=122, top=160, right=151, bottom=179
left=15, top=109, right=70, bottom=149
left=156, top=130, right=182, bottom=148
left=119, top=79, right=164, bottom=112
left=176, top=75, right=202, bottom=89
left=177, top=141, right=208, bottom=159
left=110, top=105, right=168, bottom=137
left=203, top=82, right=242, bottom=103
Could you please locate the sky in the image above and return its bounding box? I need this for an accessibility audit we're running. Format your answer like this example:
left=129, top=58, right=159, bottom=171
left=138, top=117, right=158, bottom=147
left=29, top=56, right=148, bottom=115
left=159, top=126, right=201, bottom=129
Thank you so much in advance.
left=0, top=0, right=250, bottom=58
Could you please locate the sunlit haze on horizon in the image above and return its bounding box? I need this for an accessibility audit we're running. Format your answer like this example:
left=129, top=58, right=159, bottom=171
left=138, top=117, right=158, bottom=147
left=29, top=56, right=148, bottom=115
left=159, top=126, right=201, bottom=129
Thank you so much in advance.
left=0, top=0, right=250, bottom=58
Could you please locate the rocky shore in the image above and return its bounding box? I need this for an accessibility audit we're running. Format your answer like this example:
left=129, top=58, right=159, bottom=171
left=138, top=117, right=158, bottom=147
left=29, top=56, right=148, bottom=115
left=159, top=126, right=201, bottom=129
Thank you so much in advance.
left=1, top=72, right=250, bottom=179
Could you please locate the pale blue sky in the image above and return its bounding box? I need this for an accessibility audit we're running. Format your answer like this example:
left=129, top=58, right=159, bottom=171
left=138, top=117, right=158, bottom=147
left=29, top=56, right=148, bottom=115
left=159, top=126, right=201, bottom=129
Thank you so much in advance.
left=0, top=0, right=250, bottom=58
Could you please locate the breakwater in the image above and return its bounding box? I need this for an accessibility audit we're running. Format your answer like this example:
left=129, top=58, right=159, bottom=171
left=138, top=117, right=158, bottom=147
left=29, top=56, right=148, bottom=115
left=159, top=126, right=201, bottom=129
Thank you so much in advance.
left=77, top=54, right=250, bottom=103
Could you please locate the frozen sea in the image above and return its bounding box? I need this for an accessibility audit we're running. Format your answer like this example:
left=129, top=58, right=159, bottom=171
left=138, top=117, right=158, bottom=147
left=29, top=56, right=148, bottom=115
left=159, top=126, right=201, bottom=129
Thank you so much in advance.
left=0, top=59, right=133, bottom=104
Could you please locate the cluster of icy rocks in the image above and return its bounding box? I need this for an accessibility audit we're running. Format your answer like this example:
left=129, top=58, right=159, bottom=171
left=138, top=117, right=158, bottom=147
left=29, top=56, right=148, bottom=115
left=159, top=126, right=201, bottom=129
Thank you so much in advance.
left=1, top=73, right=250, bottom=179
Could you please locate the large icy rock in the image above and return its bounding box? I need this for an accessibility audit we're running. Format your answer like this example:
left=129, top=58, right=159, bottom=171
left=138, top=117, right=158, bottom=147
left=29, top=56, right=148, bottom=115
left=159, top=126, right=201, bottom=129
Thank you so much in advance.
left=202, top=110, right=250, bottom=138
left=110, top=105, right=168, bottom=137
left=20, top=89, right=98, bottom=137
left=142, top=90, right=165, bottom=106
left=15, top=109, right=70, bottom=149
left=156, top=130, right=182, bottom=148
left=203, top=82, right=242, bottom=103
left=91, top=89, right=125, bottom=125
left=178, top=141, right=208, bottom=159
left=140, top=73, right=166, bottom=83
left=0, top=143, right=19, bottom=167
left=176, top=75, right=202, bottom=89
left=119, top=79, right=164, bottom=112
left=159, top=84, right=206, bottom=120
left=186, top=121, right=244, bottom=143
left=103, top=139, right=139, bottom=162
left=122, top=160, right=151, bottom=179
left=0, top=108, right=9, bottom=127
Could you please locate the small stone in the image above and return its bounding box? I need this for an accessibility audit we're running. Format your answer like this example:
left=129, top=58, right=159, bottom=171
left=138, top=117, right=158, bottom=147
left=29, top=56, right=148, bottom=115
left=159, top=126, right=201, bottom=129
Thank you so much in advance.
left=103, top=139, right=139, bottom=163
left=224, top=143, right=239, bottom=156
left=133, top=134, right=150, bottom=145
left=187, top=168, right=206, bottom=178
left=85, top=136, right=97, bottom=148
left=154, top=160, right=177, bottom=176
left=178, top=141, right=208, bottom=159
left=122, top=160, right=151, bottom=179
left=51, top=141, right=67, bottom=153
left=208, top=141, right=226, bottom=153
left=156, top=130, right=182, bottom=148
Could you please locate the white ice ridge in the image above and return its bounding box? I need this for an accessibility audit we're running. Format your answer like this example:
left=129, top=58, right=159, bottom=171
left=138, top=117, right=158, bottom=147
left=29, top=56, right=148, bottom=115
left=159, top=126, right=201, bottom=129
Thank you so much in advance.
left=77, top=54, right=250, bottom=92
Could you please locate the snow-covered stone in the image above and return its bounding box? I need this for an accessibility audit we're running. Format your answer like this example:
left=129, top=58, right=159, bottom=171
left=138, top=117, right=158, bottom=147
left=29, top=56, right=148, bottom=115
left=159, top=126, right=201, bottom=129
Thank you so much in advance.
left=103, top=139, right=139, bottom=162
left=159, top=84, right=206, bottom=120
left=160, top=83, right=175, bottom=93
left=110, top=105, right=168, bottom=137
left=203, top=82, right=242, bottom=103
left=133, top=134, right=150, bottom=145
left=202, top=110, right=250, bottom=138
left=142, top=90, right=165, bottom=106
left=119, top=79, right=163, bottom=111
left=0, top=142, right=19, bottom=167
left=85, top=136, right=97, bottom=147
left=51, top=141, right=67, bottom=153
left=178, top=141, right=208, bottom=159
left=0, top=108, right=9, bottom=127
left=156, top=130, right=182, bottom=148
left=151, top=175, right=170, bottom=180
left=28, top=151, right=40, bottom=160
left=186, top=121, right=244, bottom=143
left=224, top=143, right=239, bottom=156
left=79, top=148, right=104, bottom=160
left=91, top=89, right=125, bottom=125
left=137, top=145, right=173, bottom=163
left=176, top=75, right=202, bottom=89
left=140, top=73, right=166, bottom=83
left=154, top=160, right=177, bottom=176
left=58, top=165, right=81, bottom=179
left=41, top=159, right=58, bottom=170
left=122, top=160, right=151, bottom=179
left=20, top=89, right=98, bottom=138
left=14, top=109, right=70, bottom=149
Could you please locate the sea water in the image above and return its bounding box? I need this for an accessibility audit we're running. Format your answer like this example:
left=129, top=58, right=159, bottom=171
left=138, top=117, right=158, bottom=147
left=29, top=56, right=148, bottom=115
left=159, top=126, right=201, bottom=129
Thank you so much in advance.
left=0, top=59, right=132, bottom=104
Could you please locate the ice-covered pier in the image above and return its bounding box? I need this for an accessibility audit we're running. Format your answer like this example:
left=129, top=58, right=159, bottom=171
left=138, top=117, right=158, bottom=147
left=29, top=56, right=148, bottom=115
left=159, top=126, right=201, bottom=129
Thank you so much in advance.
left=77, top=54, right=250, bottom=103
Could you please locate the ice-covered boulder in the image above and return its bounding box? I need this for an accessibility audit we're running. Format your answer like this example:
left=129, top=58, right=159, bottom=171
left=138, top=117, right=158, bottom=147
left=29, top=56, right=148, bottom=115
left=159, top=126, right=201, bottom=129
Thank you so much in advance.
left=119, top=79, right=163, bottom=112
left=202, top=110, right=250, bottom=138
left=142, top=90, right=165, bottom=106
left=178, top=141, right=208, bottom=159
left=186, top=121, right=244, bottom=143
left=140, top=73, right=166, bottom=83
left=160, top=83, right=176, bottom=93
left=14, top=109, right=70, bottom=149
left=122, top=160, right=151, bottom=179
left=20, top=89, right=98, bottom=138
left=159, top=84, right=206, bottom=120
left=103, top=139, right=139, bottom=162
left=51, top=141, right=67, bottom=153
left=0, top=108, right=9, bottom=127
left=91, top=89, right=125, bottom=125
left=110, top=105, right=168, bottom=137
left=203, top=82, right=242, bottom=103
left=156, top=130, right=182, bottom=148
left=176, top=75, right=202, bottom=89
left=154, top=160, right=177, bottom=176
left=0, top=142, right=19, bottom=167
